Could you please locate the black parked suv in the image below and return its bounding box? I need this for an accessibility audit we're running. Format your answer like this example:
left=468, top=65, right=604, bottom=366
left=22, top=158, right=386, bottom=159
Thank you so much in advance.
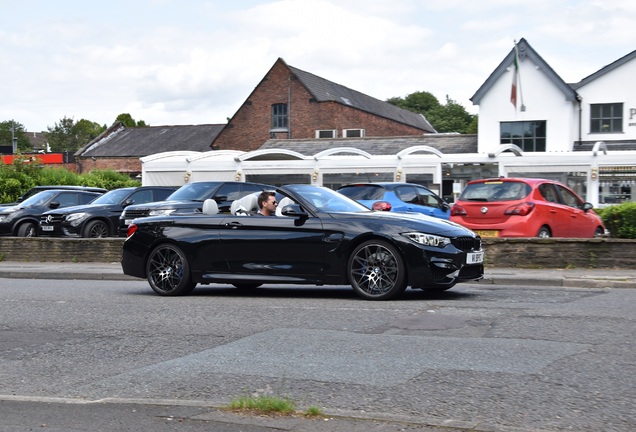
left=119, top=181, right=271, bottom=236
left=0, top=185, right=107, bottom=208
left=40, top=186, right=177, bottom=238
left=0, top=189, right=104, bottom=237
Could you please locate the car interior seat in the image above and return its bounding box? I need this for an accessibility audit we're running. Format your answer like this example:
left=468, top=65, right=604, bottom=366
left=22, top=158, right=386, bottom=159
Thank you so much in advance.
left=275, top=197, right=294, bottom=216
left=230, top=192, right=259, bottom=216
left=202, top=199, right=219, bottom=215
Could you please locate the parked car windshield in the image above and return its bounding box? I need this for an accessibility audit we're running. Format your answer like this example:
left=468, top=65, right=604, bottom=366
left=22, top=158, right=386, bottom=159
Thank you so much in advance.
left=18, top=190, right=59, bottom=207
left=166, top=182, right=221, bottom=201
left=459, top=181, right=531, bottom=202
left=337, top=185, right=385, bottom=200
left=89, top=188, right=133, bottom=205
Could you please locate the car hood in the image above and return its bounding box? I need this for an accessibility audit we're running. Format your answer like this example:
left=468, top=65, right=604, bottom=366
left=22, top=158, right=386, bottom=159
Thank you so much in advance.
left=329, top=210, right=476, bottom=237
left=42, top=203, right=115, bottom=215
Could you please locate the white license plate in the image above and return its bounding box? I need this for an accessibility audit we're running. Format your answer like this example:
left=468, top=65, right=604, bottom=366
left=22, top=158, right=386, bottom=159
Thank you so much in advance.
left=466, top=251, right=484, bottom=264
left=41, top=226, right=54, bottom=231
left=125, top=219, right=133, bottom=225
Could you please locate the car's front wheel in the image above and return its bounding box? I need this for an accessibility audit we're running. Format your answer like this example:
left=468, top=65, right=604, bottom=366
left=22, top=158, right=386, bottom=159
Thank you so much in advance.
left=83, top=220, right=109, bottom=238
left=17, top=222, right=37, bottom=237
left=347, top=239, right=407, bottom=300
left=146, top=244, right=196, bottom=296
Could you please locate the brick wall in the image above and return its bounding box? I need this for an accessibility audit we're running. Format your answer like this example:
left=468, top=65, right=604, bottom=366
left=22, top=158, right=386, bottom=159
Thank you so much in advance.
left=1, top=237, right=635, bottom=269
left=76, top=157, right=141, bottom=176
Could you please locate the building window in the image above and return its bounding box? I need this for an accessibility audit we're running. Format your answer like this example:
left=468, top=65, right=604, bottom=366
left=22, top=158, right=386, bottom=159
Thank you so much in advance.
left=590, top=103, right=623, bottom=133
left=271, top=104, right=288, bottom=129
left=316, top=130, right=337, bottom=138
left=500, top=121, right=546, bottom=152
left=343, top=129, right=365, bottom=138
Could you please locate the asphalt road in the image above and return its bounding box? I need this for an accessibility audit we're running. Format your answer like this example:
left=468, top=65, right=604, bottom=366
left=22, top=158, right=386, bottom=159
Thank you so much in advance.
left=1, top=278, right=634, bottom=431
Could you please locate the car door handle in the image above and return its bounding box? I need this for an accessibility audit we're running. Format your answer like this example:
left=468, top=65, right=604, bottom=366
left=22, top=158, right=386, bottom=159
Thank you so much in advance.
left=225, top=222, right=243, bottom=229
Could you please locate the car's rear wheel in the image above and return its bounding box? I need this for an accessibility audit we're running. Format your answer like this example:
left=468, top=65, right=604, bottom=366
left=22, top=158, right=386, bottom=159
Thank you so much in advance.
left=17, top=222, right=37, bottom=237
left=347, top=239, right=407, bottom=300
left=146, top=244, right=196, bottom=296
left=83, top=220, right=109, bottom=238
left=594, top=227, right=605, bottom=237
left=537, top=226, right=552, bottom=238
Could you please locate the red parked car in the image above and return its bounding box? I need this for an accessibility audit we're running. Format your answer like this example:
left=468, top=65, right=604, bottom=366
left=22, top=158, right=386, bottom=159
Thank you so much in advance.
left=450, top=178, right=607, bottom=238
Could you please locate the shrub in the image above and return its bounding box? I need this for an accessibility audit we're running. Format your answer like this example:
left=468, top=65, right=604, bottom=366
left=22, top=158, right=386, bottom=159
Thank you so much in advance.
left=0, top=156, right=140, bottom=203
left=600, top=202, right=636, bottom=239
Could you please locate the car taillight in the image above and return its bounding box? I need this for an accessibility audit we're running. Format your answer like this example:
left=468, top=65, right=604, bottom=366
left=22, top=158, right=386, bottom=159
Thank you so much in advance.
left=504, top=202, right=535, bottom=216
left=450, top=204, right=466, bottom=216
left=126, top=223, right=138, bottom=237
left=371, top=201, right=392, bottom=211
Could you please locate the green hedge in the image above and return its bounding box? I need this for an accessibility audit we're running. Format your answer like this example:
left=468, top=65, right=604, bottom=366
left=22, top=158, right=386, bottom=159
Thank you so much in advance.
left=597, top=202, right=636, bottom=239
left=0, top=155, right=140, bottom=203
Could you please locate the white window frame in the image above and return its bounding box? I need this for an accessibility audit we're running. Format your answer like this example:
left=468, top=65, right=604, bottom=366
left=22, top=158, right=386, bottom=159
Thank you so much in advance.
left=343, top=128, right=365, bottom=138
left=315, top=129, right=337, bottom=139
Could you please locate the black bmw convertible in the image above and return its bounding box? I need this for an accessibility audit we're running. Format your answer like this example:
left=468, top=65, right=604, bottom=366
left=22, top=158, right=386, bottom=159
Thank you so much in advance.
left=121, top=184, right=484, bottom=300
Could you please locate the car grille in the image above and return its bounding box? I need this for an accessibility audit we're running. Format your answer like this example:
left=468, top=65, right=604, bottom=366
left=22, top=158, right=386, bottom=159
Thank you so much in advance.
left=124, top=209, right=150, bottom=219
left=451, top=236, right=482, bottom=252
left=40, top=214, right=64, bottom=224
left=459, top=264, right=484, bottom=280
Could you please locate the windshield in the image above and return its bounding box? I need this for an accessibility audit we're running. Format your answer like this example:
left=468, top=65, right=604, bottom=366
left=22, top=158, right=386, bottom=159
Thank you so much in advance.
left=459, top=181, right=531, bottom=202
left=285, top=184, right=370, bottom=213
left=90, top=188, right=133, bottom=205
left=167, top=182, right=221, bottom=201
left=19, top=190, right=58, bottom=207
left=337, top=185, right=385, bottom=200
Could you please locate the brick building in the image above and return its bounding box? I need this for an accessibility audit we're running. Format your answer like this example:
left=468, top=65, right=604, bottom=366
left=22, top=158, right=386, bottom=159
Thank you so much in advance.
left=212, top=58, right=436, bottom=151
left=75, top=122, right=224, bottom=177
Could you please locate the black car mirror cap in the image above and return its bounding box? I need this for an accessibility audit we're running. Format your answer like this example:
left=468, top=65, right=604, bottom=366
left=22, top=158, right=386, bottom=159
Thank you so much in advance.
left=49, top=201, right=60, bottom=209
left=122, top=199, right=134, bottom=208
left=281, top=204, right=307, bottom=218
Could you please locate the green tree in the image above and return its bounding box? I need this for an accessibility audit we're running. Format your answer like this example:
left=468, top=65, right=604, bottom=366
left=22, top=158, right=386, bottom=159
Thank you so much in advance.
left=115, top=113, right=148, bottom=127
left=0, top=120, right=32, bottom=152
left=387, top=92, right=477, bottom=134
left=46, top=117, right=106, bottom=153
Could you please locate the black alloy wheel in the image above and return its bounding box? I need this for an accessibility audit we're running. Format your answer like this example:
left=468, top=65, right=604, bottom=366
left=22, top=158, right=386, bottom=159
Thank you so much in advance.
left=84, top=220, right=109, bottom=238
left=146, top=244, right=196, bottom=296
left=347, top=239, right=407, bottom=300
left=17, top=222, right=37, bottom=237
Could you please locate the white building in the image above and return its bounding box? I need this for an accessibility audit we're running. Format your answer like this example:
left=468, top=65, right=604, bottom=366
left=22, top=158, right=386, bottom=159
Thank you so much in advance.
left=141, top=38, right=636, bottom=207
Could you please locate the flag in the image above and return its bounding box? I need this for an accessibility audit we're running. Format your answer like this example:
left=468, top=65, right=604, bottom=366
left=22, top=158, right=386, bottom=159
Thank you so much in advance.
left=511, top=42, right=519, bottom=109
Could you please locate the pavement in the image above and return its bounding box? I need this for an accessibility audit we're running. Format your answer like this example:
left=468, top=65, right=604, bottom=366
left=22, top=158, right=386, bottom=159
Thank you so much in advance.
left=0, top=260, right=635, bottom=289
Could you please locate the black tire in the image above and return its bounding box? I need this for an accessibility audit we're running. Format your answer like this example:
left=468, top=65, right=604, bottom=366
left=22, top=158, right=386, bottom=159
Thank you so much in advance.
left=537, top=226, right=552, bottom=238
left=146, top=243, right=196, bottom=296
left=232, top=283, right=263, bottom=289
left=347, top=239, right=407, bottom=300
left=83, top=220, right=109, bottom=238
left=17, top=222, right=37, bottom=237
left=594, top=227, right=605, bottom=237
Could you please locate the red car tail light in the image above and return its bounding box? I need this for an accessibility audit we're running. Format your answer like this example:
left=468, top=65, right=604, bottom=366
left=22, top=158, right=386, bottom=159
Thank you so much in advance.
left=450, top=204, right=467, bottom=216
left=126, top=223, right=138, bottom=237
left=504, top=202, right=535, bottom=216
left=371, top=201, right=392, bottom=211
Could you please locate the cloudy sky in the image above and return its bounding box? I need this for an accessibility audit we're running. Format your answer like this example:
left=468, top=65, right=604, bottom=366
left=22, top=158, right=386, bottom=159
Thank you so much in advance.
left=2, top=0, right=635, bottom=132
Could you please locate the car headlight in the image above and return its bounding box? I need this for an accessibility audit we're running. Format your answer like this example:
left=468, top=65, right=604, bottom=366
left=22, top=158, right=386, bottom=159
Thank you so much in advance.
left=65, top=212, right=87, bottom=222
left=148, top=209, right=176, bottom=216
left=401, top=232, right=451, bottom=248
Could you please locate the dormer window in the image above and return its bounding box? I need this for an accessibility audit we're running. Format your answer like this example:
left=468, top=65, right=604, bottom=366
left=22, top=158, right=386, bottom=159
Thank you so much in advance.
left=316, top=130, right=337, bottom=138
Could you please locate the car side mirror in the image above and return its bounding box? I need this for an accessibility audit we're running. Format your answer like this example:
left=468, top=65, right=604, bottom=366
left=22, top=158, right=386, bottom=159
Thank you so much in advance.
left=281, top=204, right=308, bottom=218
left=49, top=201, right=60, bottom=209
left=441, top=202, right=451, bottom=211
left=122, top=199, right=134, bottom=208
left=582, top=202, right=594, bottom=212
